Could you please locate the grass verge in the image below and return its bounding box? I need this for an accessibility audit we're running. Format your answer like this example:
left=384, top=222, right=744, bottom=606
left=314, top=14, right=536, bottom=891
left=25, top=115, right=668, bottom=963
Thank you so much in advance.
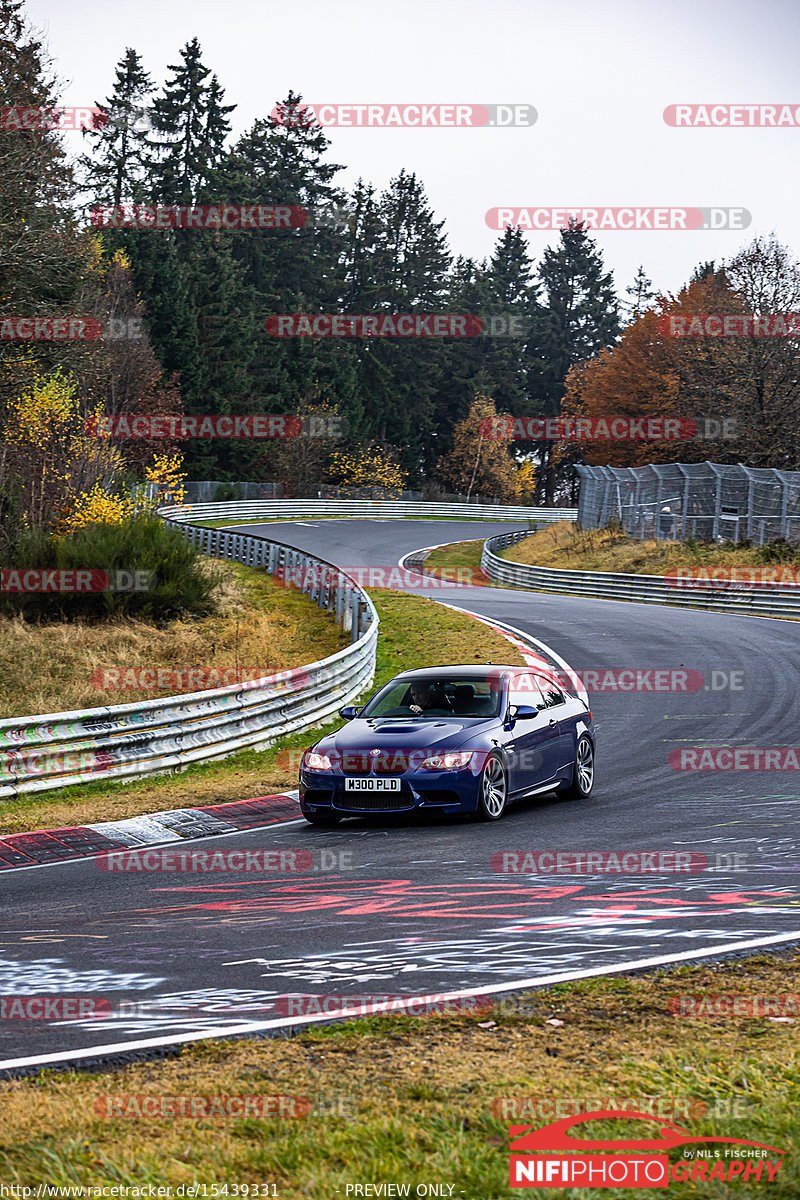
left=1, top=952, right=797, bottom=1195
left=0, top=561, right=347, bottom=719
left=424, top=539, right=491, bottom=586
left=503, top=521, right=800, bottom=575
left=0, top=590, right=525, bottom=836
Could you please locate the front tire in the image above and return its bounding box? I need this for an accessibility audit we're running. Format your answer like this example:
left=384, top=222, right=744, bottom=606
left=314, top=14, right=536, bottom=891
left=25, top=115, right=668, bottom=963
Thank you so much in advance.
left=563, top=735, right=594, bottom=799
left=475, top=753, right=508, bottom=820
left=301, top=809, right=342, bottom=826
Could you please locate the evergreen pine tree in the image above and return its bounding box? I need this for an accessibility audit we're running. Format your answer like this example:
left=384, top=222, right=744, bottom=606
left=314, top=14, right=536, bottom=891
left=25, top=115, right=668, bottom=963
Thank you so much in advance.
left=0, top=0, right=95, bottom=391
left=528, top=220, right=620, bottom=502
left=623, top=264, right=656, bottom=321
left=148, top=39, right=234, bottom=204
left=78, top=48, right=154, bottom=207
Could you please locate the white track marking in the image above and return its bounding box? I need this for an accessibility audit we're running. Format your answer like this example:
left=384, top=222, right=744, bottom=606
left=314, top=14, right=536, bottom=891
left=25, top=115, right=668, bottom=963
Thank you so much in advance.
left=2, top=930, right=799, bottom=1072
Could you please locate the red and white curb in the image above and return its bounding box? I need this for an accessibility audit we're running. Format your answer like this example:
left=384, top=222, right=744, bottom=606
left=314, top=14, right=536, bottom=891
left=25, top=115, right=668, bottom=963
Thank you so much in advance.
left=0, top=792, right=300, bottom=873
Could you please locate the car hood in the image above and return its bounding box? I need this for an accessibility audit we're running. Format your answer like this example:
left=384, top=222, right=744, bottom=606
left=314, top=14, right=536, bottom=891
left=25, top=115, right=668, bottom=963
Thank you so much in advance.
left=317, top=718, right=483, bottom=756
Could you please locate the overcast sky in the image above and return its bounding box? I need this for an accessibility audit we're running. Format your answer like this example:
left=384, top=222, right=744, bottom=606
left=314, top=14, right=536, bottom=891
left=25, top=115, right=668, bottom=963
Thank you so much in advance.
left=24, top=0, right=800, bottom=305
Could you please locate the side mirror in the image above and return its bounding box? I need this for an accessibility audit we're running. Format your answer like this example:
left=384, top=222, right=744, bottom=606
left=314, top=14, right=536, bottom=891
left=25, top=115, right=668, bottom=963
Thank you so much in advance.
left=509, top=704, right=539, bottom=721
left=339, top=705, right=359, bottom=720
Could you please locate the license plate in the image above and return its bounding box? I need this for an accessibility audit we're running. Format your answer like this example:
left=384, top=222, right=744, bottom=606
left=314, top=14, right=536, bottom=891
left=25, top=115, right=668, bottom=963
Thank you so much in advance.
left=344, top=777, right=401, bottom=792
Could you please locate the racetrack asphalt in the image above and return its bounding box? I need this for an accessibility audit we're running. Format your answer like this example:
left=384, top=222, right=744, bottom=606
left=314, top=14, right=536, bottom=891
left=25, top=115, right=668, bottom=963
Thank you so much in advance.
left=2, top=519, right=799, bottom=1071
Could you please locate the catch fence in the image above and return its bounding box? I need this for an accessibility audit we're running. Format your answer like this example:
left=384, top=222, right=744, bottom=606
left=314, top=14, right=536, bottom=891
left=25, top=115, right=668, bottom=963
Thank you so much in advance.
left=576, top=462, right=800, bottom=545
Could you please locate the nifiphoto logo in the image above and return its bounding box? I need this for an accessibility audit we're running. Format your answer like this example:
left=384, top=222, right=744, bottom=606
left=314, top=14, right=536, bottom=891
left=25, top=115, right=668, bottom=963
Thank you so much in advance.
left=508, top=1109, right=785, bottom=1188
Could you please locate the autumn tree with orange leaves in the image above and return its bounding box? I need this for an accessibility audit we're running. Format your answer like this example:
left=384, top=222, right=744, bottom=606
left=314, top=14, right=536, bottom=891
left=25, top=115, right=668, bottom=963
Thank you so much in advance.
left=559, top=237, right=800, bottom=470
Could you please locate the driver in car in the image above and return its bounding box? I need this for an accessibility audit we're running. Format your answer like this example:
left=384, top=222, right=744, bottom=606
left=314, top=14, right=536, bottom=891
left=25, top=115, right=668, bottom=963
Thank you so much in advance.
left=408, top=682, right=449, bottom=716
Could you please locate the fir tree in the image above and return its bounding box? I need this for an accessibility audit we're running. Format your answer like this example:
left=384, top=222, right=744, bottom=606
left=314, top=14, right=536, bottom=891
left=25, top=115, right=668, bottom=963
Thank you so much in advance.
left=623, top=264, right=656, bottom=321
left=148, top=39, right=234, bottom=204
left=528, top=220, right=620, bottom=502
left=78, top=48, right=154, bottom=206
left=0, top=0, right=94, bottom=391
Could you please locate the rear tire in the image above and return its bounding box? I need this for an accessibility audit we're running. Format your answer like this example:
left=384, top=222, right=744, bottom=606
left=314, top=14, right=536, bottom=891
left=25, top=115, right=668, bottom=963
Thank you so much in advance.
left=562, top=736, right=594, bottom=800
left=475, top=753, right=508, bottom=820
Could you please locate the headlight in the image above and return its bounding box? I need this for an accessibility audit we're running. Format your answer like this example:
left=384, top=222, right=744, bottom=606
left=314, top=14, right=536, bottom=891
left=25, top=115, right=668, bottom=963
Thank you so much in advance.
left=303, top=750, right=334, bottom=770
left=420, top=751, right=474, bottom=771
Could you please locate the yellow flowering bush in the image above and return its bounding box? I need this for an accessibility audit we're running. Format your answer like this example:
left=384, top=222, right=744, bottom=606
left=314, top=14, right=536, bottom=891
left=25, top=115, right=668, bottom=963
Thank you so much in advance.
left=328, top=443, right=408, bottom=490
left=58, top=454, right=187, bottom=536
left=56, top=483, right=134, bottom=537
left=1, top=370, right=122, bottom=527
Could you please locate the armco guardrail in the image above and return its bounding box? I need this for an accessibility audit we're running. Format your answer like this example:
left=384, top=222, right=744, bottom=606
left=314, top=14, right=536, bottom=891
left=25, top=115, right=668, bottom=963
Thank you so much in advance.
left=157, top=499, right=577, bottom=523
left=0, top=521, right=378, bottom=799
left=481, top=530, right=800, bottom=620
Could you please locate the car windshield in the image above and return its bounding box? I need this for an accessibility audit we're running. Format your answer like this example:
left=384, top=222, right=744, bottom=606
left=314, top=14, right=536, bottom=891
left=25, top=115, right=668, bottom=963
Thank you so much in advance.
left=359, top=676, right=502, bottom=719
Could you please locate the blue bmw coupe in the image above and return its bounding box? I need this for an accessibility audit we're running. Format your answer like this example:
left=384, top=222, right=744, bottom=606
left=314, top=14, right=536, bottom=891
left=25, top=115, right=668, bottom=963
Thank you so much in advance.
left=299, top=664, right=595, bottom=824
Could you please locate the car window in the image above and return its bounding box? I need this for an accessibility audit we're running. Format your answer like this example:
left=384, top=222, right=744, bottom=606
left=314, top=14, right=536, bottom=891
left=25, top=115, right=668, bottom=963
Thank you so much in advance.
left=507, top=673, right=546, bottom=711
left=359, top=677, right=501, bottom=718
left=537, top=675, right=566, bottom=707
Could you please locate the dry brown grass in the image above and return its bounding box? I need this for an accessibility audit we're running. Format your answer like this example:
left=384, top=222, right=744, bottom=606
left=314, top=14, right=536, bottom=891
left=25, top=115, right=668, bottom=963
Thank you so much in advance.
left=0, top=560, right=347, bottom=718
left=504, top=521, right=800, bottom=574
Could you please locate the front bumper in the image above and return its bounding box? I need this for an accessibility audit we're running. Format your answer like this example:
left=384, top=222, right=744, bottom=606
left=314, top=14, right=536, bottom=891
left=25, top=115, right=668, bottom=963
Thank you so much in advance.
left=299, top=767, right=479, bottom=815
